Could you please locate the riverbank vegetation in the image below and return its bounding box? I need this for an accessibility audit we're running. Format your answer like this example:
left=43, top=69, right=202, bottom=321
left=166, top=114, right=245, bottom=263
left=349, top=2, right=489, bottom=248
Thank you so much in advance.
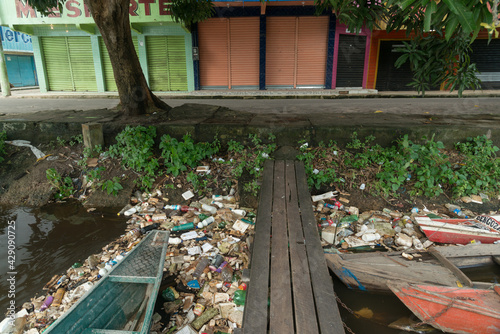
left=41, top=126, right=500, bottom=207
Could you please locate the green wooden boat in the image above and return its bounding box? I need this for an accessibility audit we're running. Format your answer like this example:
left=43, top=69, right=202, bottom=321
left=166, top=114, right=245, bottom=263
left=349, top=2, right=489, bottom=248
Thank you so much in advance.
left=43, top=230, right=169, bottom=334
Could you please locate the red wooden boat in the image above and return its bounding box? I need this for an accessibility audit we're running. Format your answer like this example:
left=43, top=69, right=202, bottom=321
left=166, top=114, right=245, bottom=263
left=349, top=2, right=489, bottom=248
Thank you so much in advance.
left=415, top=215, right=500, bottom=244
left=388, top=283, right=500, bottom=334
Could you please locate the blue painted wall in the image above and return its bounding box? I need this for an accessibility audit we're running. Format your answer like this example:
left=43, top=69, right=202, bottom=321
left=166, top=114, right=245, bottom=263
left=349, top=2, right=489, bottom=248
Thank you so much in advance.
left=0, top=26, right=33, bottom=52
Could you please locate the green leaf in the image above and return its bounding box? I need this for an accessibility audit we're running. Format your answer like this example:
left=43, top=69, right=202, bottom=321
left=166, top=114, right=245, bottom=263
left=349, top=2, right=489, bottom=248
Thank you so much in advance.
left=424, top=1, right=437, bottom=32
left=445, top=16, right=459, bottom=41
left=441, top=0, right=475, bottom=34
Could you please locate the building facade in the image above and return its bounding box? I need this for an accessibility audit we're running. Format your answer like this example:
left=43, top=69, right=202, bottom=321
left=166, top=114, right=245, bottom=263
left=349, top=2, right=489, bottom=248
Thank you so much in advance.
left=0, top=0, right=194, bottom=92
left=2, top=0, right=495, bottom=93
left=1, top=25, right=37, bottom=87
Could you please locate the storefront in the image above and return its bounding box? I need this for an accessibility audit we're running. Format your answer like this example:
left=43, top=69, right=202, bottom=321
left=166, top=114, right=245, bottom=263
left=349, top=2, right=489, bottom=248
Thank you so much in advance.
left=0, top=0, right=193, bottom=92
left=332, top=23, right=371, bottom=89
left=195, top=4, right=335, bottom=90
left=198, top=17, right=260, bottom=89
left=0, top=26, right=37, bottom=87
left=470, top=38, right=500, bottom=89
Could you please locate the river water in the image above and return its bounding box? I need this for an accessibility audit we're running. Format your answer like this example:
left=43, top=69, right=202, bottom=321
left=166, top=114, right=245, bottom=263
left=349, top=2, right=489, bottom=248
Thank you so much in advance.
left=0, top=201, right=127, bottom=313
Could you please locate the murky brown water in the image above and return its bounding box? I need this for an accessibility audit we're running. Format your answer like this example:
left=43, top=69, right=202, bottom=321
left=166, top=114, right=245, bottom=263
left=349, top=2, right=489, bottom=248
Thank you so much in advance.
left=333, top=262, right=500, bottom=334
left=0, top=201, right=127, bottom=313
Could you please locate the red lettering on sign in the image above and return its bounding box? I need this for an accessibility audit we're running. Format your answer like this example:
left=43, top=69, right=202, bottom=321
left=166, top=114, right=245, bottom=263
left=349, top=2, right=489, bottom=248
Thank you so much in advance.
left=66, top=0, right=82, bottom=18
left=47, top=7, right=61, bottom=17
left=129, top=0, right=139, bottom=16
left=139, top=0, right=155, bottom=16
left=159, top=1, right=171, bottom=15
left=15, top=0, right=37, bottom=18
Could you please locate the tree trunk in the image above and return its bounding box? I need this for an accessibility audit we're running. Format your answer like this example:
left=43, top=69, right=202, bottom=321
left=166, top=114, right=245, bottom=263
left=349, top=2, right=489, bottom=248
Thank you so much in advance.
left=85, top=0, right=170, bottom=116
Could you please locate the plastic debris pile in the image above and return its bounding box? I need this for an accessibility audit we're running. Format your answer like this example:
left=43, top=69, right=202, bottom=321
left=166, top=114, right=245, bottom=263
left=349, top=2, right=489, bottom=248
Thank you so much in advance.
left=313, top=191, right=499, bottom=253
left=2, top=186, right=256, bottom=334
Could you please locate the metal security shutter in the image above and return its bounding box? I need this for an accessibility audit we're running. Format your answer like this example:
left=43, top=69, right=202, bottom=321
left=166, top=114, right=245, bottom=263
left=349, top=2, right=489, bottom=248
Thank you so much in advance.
left=41, top=37, right=73, bottom=91
left=41, top=36, right=96, bottom=91
left=67, top=37, right=97, bottom=91
left=336, top=34, right=366, bottom=88
left=199, top=19, right=229, bottom=88
left=470, top=39, right=500, bottom=89
left=146, top=36, right=188, bottom=91
left=296, top=16, right=329, bottom=87
left=266, top=17, right=296, bottom=88
left=375, top=41, right=414, bottom=91
left=229, top=17, right=259, bottom=88
left=99, top=37, right=139, bottom=91
left=266, top=16, right=328, bottom=88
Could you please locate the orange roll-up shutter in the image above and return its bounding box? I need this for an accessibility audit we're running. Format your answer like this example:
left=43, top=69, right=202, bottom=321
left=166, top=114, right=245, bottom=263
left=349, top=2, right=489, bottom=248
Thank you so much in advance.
left=266, top=17, right=296, bottom=88
left=296, top=16, right=329, bottom=87
left=199, top=18, right=229, bottom=89
left=229, top=17, right=260, bottom=88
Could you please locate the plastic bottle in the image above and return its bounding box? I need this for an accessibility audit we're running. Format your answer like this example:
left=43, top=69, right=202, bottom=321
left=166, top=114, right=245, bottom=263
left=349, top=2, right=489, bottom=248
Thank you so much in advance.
left=201, top=204, right=217, bottom=214
left=164, top=205, right=198, bottom=212
left=221, top=265, right=233, bottom=283
left=231, top=209, right=246, bottom=217
left=118, top=204, right=132, bottom=215
left=193, top=257, right=210, bottom=278
left=51, top=287, right=66, bottom=307
left=445, top=204, right=467, bottom=218
left=140, top=223, right=160, bottom=234
left=172, top=222, right=195, bottom=232
left=39, top=296, right=54, bottom=311
left=56, top=275, right=67, bottom=285
left=412, top=236, right=424, bottom=250
left=233, top=289, right=246, bottom=306
left=124, top=205, right=140, bottom=216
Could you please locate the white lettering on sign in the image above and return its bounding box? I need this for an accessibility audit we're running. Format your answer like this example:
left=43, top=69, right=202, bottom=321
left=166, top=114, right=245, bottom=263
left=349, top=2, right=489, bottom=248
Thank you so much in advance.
left=475, top=215, right=500, bottom=233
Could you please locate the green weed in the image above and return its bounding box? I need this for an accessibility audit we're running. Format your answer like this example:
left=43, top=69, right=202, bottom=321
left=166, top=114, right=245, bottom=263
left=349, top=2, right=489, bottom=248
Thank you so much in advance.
left=46, top=168, right=74, bottom=199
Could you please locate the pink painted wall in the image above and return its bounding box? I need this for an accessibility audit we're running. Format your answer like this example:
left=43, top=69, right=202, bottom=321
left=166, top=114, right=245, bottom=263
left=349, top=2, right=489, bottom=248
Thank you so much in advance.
left=332, top=22, right=371, bottom=89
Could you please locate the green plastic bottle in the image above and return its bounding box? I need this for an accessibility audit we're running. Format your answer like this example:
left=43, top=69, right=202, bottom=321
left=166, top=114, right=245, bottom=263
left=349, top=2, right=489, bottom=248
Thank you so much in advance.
left=172, top=222, right=195, bottom=232
left=233, top=289, right=246, bottom=306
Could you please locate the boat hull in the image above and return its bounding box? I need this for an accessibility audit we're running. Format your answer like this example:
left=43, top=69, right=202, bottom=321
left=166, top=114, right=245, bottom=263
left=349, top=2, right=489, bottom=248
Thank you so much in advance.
left=388, top=283, right=500, bottom=334
left=415, top=216, right=500, bottom=245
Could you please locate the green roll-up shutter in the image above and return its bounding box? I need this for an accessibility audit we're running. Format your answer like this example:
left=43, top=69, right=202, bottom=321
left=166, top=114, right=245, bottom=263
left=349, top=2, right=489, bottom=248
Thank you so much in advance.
left=99, top=37, right=139, bottom=91
left=41, top=36, right=96, bottom=91
left=146, top=36, right=187, bottom=91
left=42, top=37, right=73, bottom=91
left=67, top=37, right=97, bottom=91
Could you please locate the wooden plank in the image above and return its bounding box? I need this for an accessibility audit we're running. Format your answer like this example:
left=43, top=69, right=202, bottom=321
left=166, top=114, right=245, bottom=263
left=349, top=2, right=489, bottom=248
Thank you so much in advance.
left=241, top=159, right=274, bottom=333
left=295, top=161, right=345, bottom=334
left=285, top=160, right=319, bottom=333
left=325, top=253, right=468, bottom=293
left=429, top=247, right=473, bottom=287
left=435, top=244, right=500, bottom=258
left=270, top=160, right=294, bottom=333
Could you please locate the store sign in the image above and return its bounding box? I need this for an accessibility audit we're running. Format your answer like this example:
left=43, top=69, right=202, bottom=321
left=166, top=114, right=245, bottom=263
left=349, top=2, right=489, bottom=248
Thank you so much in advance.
left=14, top=0, right=171, bottom=19
left=0, top=26, right=33, bottom=52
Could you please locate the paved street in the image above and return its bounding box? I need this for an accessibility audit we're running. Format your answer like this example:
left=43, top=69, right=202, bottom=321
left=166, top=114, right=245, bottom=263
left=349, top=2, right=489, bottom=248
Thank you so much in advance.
left=1, top=89, right=500, bottom=117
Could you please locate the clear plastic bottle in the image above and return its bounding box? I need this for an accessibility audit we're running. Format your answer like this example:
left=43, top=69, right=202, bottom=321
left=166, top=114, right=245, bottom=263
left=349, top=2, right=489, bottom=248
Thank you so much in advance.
left=221, top=264, right=233, bottom=283
left=193, top=257, right=210, bottom=278
left=445, top=204, right=467, bottom=218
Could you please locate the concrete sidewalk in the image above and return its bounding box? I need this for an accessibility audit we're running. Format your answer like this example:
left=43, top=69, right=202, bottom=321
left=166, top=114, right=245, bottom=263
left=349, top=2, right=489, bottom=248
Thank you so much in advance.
left=3, top=87, right=500, bottom=100
left=0, top=88, right=499, bottom=148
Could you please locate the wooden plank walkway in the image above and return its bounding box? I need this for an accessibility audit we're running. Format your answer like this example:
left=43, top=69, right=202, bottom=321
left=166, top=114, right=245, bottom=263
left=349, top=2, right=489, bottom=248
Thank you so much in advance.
left=237, top=160, right=345, bottom=334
